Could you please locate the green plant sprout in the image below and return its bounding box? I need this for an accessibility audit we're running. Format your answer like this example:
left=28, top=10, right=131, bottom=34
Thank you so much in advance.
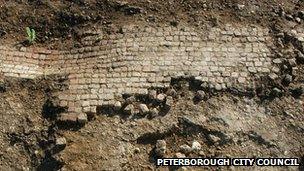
left=26, top=27, right=36, bottom=44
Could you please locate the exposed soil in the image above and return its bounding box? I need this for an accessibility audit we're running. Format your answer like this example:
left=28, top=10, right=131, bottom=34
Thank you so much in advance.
left=0, top=76, right=66, bottom=170
left=0, top=0, right=303, bottom=49
left=0, top=0, right=304, bottom=171
left=1, top=75, right=303, bottom=170
left=58, top=83, right=304, bottom=171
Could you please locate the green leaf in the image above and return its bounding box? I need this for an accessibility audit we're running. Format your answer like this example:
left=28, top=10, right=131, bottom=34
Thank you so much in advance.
left=26, top=27, right=31, bottom=37
left=31, top=29, right=36, bottom=41
left=25, top=27, right=36, bottom=43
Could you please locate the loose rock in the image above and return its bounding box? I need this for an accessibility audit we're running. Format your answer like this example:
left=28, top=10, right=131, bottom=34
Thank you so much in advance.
left=271, top=87, right=282, bottom=97
left=56, top=137, right=67, bottom=147
left=165, top=96, right=174, bottom=107
left=77, top=113, right=88, bottom=124
left=271, top=66, right=280, bottom=73
left=114, top=101, right=122, bottom=110
left=285, top=14, right=293, bottom=20
left=181, top=82, right=190, bottom=90
left=198, top=150, right=205, bottom=156
left=298, top=11, right=304, bottom=20
left=134, top=147, right=140, bottom=153
left=139, top=104, right=149, bottom=114
left=208, top=134, right=221, bottom=144
left=296, top=51, right=304, bottom=63
left=195, top=90, right=205, bottom=101
left=147, top=15, right=156, bottom=22
left=166, top=88, right=177, bottom=97
left=298, top=11, right=304, bottom=19
left=215, top=83, right=222, bottom=91
left=201, top=82, right=209, bottom=89
left=288, top=58, right=297, bottom=66
left=276, top=33, right=284, bottom=38
left=155, top=140, right=166, bottom=157
left=124, top=104, right=135, bottom=115
left=126, top=96, right=136, bottom=104
left=292, top=67, right=299, bottom=76
left=175, top=152, right=186, bottom=158
left=283, top=110, right=295, bottom=118
left=268, top=73, right=278, bottom=81
left=283, top=74, right=293, bottom=84
left=179, top=144, right=192, bottom=154
left=54, top=137, right=67, bottom=152
left=148, top=90, right=157, bottom=99
left=238, top=77, right=246, bottom=83
left=191, top=141, right=202, bottom=151
left=273, top=58, right=282, bottom=64
left=157, top=93, right=166, bottom=102
left=123, top=6, right=143, bottom=15
left=236, top=4, right=245, bottom=10
left=150, top=108, right=159, bottom=118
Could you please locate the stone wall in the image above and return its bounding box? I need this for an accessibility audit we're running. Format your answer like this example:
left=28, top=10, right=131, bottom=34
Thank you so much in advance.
left=0, top=24, right=303, bottom=117
left=0, top=46, right=47, bottom=79
left=51, top=24, right=275, bottom=113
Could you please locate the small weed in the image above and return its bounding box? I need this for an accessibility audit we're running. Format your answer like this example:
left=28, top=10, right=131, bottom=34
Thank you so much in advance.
left=26, top=27, right=36, bottom=44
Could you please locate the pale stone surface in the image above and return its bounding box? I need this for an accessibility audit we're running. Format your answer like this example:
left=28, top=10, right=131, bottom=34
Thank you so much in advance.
left=155, top=140, right=166, bottom=157
left=139, top=104, right=149, bottom=114
left=77, top=113, right=88, bottom=124
left=1, top=24, right=303, bottom=116
left=192, top=141, right=202, bottom=151
left=56, top=137, right=67, bottom=147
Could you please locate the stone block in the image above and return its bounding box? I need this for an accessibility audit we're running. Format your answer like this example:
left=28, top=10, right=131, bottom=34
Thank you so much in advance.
left=77, top=113, right=88, bottom=124
left=59, top=113, right=78, bottom=123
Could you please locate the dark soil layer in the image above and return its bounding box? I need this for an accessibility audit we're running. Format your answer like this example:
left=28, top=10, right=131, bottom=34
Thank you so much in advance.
left=0, top=0, right=303, bottom=49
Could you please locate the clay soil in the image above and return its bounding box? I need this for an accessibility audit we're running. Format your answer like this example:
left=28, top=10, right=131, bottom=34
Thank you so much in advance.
left=0, top=0, right=304, bottom=171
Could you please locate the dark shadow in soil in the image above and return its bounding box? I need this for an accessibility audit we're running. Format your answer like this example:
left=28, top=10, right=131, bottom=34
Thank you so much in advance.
left=290, top=87, right=304, bottom=99
left=246, top=131, right=277, bottom=148
left=6, top=125, right=63, bottom=171
left=55, top=121, right=84, bottom=131
left=36, top=156, right=63, bottom=171
left=97, top=105, right=123, bottom=117
left=42, top=99, right=67, bottom=120
left=137, top=116, right=233, bottom=165
left=36, top=125, right=65, bottom=170
left=0, top=82, right=6, bottom=93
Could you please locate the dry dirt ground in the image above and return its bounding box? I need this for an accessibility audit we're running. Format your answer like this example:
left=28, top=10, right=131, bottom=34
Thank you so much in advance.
left=0, top=0, right=303, bottom=49
left=0, top=0, right=304, bottom=171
